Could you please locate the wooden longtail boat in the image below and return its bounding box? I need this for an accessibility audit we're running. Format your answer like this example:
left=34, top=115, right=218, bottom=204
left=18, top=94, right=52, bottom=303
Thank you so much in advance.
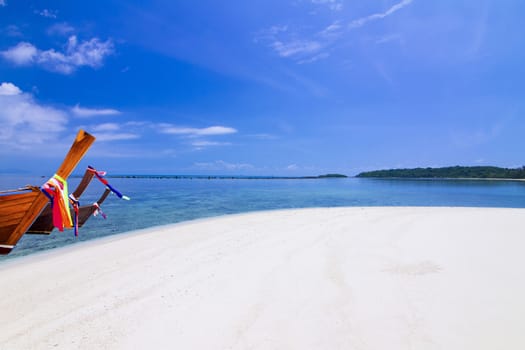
left=76, top=188, right=111, bottom=227
left=27, top=187, right=111, bottom=235
left=27, top=168, right=94, bottom=234
left=0, top=130, right=95, bottom=255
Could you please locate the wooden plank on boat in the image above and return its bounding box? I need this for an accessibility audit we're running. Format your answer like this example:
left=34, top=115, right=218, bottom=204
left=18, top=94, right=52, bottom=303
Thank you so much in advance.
left=0, top=210, right=30, bottom=227
left=0, top=224, right=18, bottom=242
left=0, top=189, right=37, bottom=199
left=0, top=192, right=39, bottom=213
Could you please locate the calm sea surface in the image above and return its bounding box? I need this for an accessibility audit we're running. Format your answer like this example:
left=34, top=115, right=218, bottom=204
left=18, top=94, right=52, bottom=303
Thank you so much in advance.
left=1, top=175, right=524, bottom=260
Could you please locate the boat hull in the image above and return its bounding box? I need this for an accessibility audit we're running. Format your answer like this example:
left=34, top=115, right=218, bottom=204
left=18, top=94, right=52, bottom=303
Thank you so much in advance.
left=28, top=188, right=111, bottom=235
left=0, top=130, right=95, bottom=255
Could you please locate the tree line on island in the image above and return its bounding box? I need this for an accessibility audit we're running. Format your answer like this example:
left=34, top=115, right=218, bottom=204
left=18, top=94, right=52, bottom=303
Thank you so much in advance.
left=356, top=166, right=525, bottom=179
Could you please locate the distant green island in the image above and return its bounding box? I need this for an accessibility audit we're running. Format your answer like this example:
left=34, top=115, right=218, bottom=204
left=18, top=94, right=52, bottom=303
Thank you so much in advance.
left=310, top=174, right=348, bottom=179
left=357, top=166, right=525, bottom=179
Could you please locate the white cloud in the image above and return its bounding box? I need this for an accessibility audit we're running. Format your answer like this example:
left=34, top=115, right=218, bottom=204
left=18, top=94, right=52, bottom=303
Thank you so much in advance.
left=0, top=82, right=68, bottom=150
left=35, top=9, right=57, bottom=18
left=349, top=0, right=413, bottom=28
left=159, top=124, right=237, bottom=150
left=0, top=82, right=22, bottom=96
left=0, top=0, right=5, bottom=7
left=72, top=104, right=121, bottom=117
left=95, top=132, right=139, bottom=142
left=161, top=125, right=237, bottom=136
left=311, top=0, right=343, bottom=11
left=47, top=23, right=75, bottom=36
left=91, top=123, right=120, bottom=132
left=1, top=36, right=114, bottom=74
left=1, top=42, right=38, bottom=65
left=125, top=121, right=149, bottom=127
left=191, top=140, right=231, bottom=149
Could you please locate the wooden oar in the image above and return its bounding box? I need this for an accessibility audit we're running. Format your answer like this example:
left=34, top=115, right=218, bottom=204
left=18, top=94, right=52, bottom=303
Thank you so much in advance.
left=0, top=130, right=95, bottom=255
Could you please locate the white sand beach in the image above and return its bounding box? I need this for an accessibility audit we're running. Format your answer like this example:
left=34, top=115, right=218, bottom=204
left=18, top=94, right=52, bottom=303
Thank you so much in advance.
left=1, top=207, right=524, bottom=349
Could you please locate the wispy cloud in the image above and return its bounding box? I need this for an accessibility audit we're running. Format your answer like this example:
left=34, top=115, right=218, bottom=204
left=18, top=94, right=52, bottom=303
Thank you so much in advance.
left=283, top=68, right=328, bottom=96
left=191, top=140, right=230, bottom=147
left=47, top=23, right=75, bottom=36
left=0, top=24, right=23, bottom=38
left=72, top=104, right=121, bottom=117
left=258, top=0, right=414, bottom=64
left=262, top=25, right=288, bottom=37
left=191, top=140, right=231, bottom=150
left=271, top=39, right=322, bottom=58
left=0, top=0, right=6, bottom=7
left=91, top=123, right=120, bottom=132
left=35, top=9, right=57, bottom=19
left=0, top=82, right=68, bottom=150
left=95, top=132, right=139, bottom=142
left=256, top=26, right=322, bottom=59
left=450, top=124, right=504, bottom=149
left=245, top=133, right=277, bottom=140
left=88, top=123, right=139, bottom=142
left=374, top=61, right=395, bottom=86
left=257, top=24, right=335, bottom=64
left=297, top=52, right=329, bottom=64
left=3, top=25, right=22, bottom=37
left=1, top=35, right=114, bottom=74
left=160, top=125, right=237, bottom=136
left=318, top=21, right=343, bottom=38
left=375, top=33, right=404, bottom=45
left=159, top=124, right=238, bottom=150
left=193, top=160, right=254, bottom=171
left=349, top=0, right=413, bottom=29
left=465, top=0, right=489, bottom=58
left=311, top=0, right=343, bottom=12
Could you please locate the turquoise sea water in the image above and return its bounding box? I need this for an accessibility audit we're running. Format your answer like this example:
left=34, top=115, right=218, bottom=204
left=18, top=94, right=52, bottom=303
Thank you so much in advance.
left=1, top=175, right=524, bottom=260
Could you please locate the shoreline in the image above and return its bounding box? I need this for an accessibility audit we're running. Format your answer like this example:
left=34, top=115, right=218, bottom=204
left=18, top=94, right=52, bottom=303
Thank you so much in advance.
left=2, top=204, right=524, bottom=263
left=2, top=207, right=524, bottom=349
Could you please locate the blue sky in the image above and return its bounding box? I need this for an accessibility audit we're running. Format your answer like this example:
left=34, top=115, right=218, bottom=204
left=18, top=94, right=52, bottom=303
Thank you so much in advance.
left=1, top=0, right=524, bottom=176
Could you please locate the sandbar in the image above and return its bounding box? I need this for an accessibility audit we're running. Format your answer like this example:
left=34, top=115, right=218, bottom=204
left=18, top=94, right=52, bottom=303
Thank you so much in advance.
left=1, top=207, right=524, bottom=349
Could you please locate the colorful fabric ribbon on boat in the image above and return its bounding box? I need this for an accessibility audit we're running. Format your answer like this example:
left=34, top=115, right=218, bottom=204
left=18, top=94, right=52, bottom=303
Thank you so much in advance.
left=41, top=174, right=73, bottom=232
left=69, top=194, right=80, bottom=236
left=41, top=166, right=129, bottom=236
left=87, top=166, right=130, bottom=200
left=93, top=202, right=107, bottom=219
